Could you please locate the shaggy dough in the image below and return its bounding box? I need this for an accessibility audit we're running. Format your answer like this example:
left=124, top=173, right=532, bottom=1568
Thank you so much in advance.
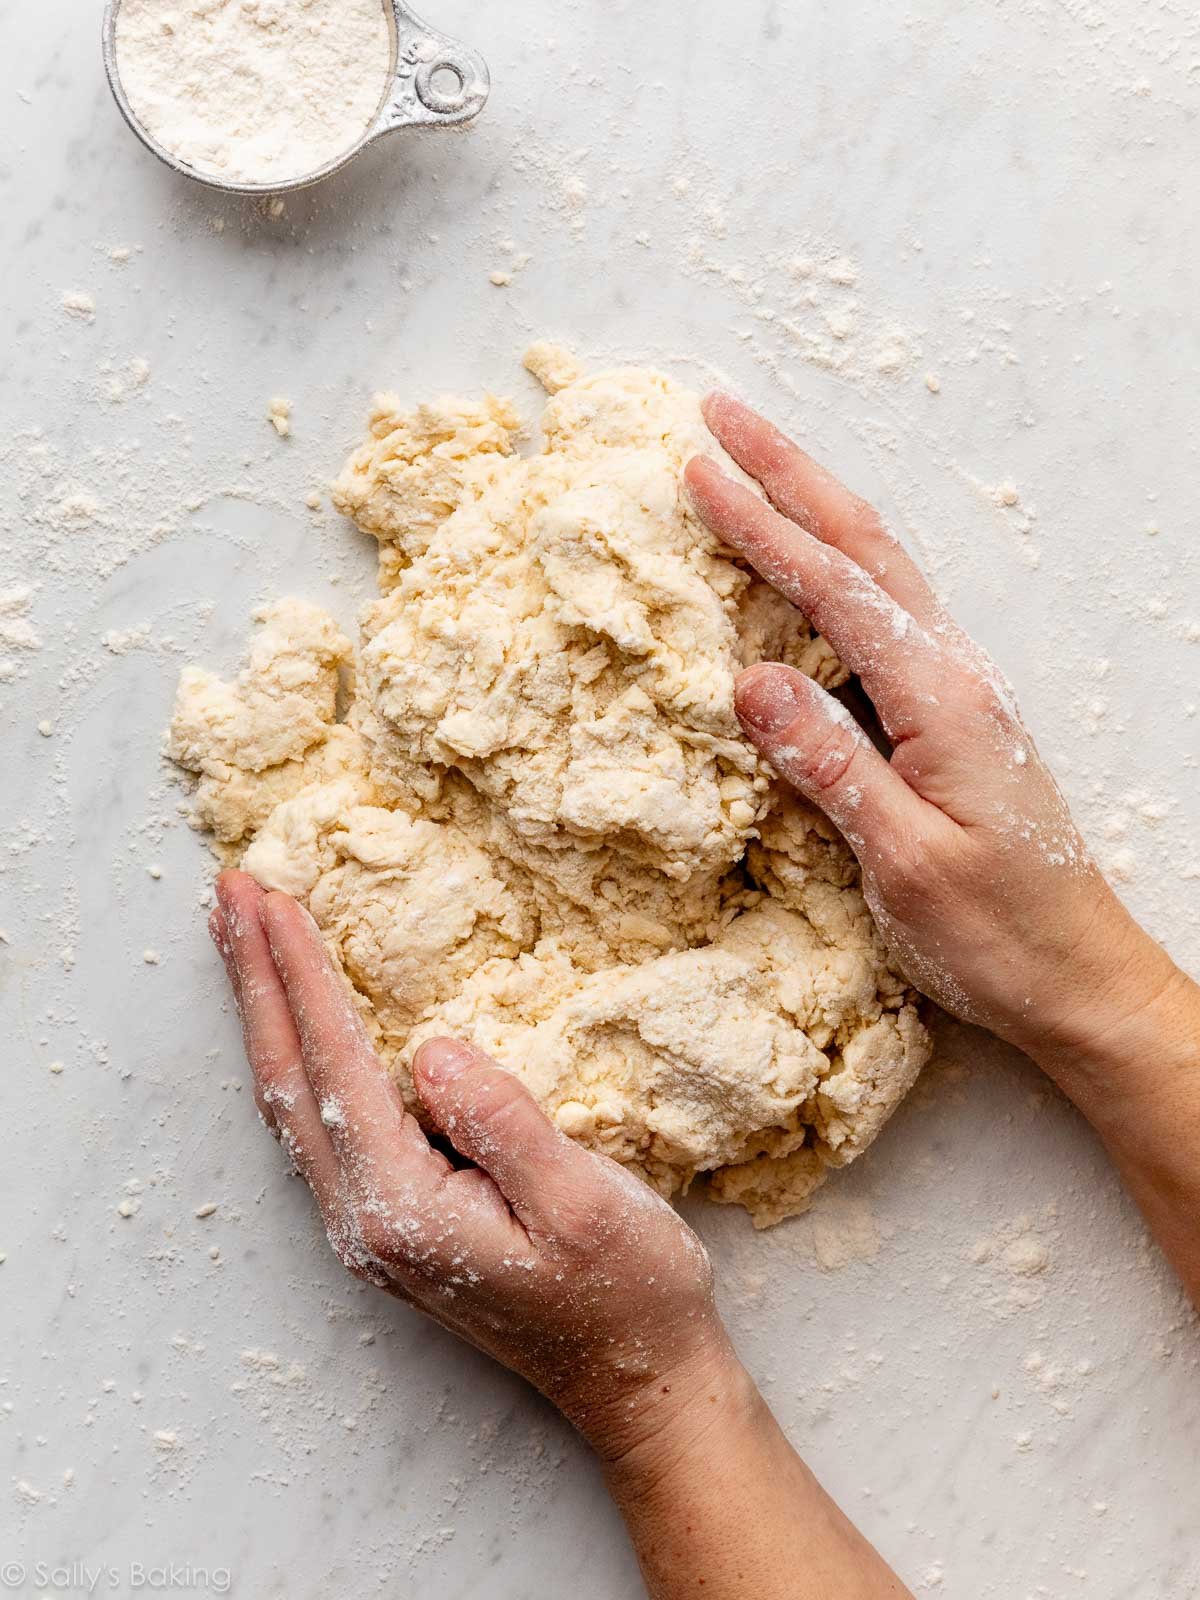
left=169, top=351, right=929, bottom=1227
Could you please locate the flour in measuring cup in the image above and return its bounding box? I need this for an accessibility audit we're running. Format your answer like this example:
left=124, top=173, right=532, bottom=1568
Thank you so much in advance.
left=114, top=0, right=392, bottom=186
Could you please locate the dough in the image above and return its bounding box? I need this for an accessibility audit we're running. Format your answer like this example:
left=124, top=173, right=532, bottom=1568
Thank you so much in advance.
left=169, top=351, right=929, bottom=1226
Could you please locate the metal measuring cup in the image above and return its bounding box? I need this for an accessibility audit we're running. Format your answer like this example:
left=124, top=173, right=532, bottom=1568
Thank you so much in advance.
left=101, top=0, right=490, bottom=194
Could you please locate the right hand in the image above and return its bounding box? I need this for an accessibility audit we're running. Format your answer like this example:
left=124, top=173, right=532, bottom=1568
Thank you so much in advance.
left=686, top=393, right=1184, bottom=1065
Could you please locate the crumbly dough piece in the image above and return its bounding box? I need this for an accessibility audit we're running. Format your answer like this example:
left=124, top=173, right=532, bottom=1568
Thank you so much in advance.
left=167, top=600, right=359, bottom=854
left=170, top=351, right=929, bottom=1226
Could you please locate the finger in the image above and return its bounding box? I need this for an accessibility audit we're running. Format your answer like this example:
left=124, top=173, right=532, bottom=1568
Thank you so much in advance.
left=686, top=455, right=944, bottom=740
left=261, top=890, right=450, bottom=1191
left=214, top=872, right=342, bottom=1213
left=209, top=905, right=277, bottom=1134
left=702, top=391, right=943, bottom=628
left=413, top=1038, right=604, bottom=1235
left=736, top=664, right=942, bottom=856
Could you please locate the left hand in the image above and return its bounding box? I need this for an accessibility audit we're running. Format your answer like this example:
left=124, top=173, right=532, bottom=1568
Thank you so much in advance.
left=209, top=869, right=737, bottom=1464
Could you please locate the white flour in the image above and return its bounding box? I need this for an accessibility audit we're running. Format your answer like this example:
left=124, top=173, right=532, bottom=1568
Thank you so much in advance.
left=114, top=0, right=391, bottom=185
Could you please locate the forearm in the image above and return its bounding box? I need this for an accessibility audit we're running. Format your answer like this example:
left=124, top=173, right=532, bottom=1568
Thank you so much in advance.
left=1022, top=934, right=1200, bottom=1308
left=598, top=1359, right=911, bottom=1600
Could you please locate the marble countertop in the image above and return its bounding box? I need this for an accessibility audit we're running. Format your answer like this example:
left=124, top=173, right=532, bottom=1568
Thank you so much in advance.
left=2, top=2, right=1198, bottom=1596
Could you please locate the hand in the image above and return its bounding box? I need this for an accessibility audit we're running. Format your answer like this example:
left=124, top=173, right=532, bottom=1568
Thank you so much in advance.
left=210, top=865, right=913, bottom=1600
left=688, top=395, right=1200, bottom=1314
left=208, top=868, right=733, bottom=1463
left=685, top=393, right=1182, bottom=1064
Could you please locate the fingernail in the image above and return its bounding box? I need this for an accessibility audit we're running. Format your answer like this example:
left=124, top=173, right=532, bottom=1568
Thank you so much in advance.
left=736, top=668, right=804, bottom=736
left=415, top=1038, right=471, bottom=1084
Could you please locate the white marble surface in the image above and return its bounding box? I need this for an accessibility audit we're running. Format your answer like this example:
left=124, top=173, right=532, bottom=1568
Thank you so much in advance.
left=2, top=1, right=1198, bottom=1595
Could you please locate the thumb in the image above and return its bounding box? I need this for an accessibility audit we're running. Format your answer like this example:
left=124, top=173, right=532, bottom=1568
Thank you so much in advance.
left=412, top=1038, right=597, bottom=1231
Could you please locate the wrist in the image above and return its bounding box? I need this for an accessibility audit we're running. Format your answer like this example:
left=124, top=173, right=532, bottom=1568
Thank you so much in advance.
left=587, top=1340, right=758, bottom=1486
left=1018, top=926, right=1193, bottom=1099
left=995, top=881, right=1175, bottom=1070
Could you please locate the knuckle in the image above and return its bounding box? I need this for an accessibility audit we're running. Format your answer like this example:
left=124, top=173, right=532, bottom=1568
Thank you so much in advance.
left=322, top=1201, right=390, bottom=1286
left=352, top=1206, right=398, bottom=1268
left=472, top=1070, right=532, bottom=1135
left=253, top=1046, right=296, bottom=1088
left=778, top=719, right=857, bottom=798
left=955, top=675, right=1006, bottom=719
left=851, top=504, right=904, bottom=571
left=950, top=658, right=1020, bottom=728
left=252, top=1088, right=279, bottom=1135
left=806, top=730, right=859, bottom=796
left=853, top=501, right=890, bottom=547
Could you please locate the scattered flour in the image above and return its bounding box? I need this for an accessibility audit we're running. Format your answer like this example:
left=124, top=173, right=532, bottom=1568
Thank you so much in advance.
left=969, top=1213, right=1057, bottom=1318
left=103, top=623, right=152, bottom=655
left=60, top=290, right=96, bottom=321
left=806, top=1194, right=881, bottom=1271
left=0, top=586, right=41, bottom=682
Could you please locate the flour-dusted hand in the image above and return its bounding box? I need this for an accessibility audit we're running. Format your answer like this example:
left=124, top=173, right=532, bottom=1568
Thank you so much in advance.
left=209, top=863, right=914, bottom=1600
left=208, top=868, right=731, bottom=1456
left=687, top=394, right=1200, bottom=1313
left=686, top=394, right=1179, bottom=1060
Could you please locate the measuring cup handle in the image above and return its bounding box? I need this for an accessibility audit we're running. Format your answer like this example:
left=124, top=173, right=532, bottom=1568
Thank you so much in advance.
left=379, top=1, right=490, bottom=130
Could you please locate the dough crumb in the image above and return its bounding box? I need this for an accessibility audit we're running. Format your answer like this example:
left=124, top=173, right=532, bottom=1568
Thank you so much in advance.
left=522, top=340, right=584, bottom=394
left=267, top=397, right=293, bottom=438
